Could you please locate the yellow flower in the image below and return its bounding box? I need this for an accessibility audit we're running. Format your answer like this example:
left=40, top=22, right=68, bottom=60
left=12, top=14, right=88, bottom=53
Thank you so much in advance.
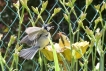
left=58, top=32, right=70, bottom=48
left=63, top=41, right=89, bottom=62
left=41, top=43, right=63, bottom=61
left=41, top=32, right=89, bottom=62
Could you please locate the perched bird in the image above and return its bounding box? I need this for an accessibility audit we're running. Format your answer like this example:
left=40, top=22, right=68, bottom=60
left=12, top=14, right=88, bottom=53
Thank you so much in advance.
left=19, top=24, right=52, bottom=60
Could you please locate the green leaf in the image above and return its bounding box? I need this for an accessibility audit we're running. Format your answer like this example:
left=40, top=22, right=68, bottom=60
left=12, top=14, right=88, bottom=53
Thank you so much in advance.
left=48, top=37, right=60, bottom=71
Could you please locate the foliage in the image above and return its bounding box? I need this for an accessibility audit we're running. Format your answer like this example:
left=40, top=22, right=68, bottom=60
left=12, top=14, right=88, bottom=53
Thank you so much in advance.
left=0, top=0, right=106, bottom=71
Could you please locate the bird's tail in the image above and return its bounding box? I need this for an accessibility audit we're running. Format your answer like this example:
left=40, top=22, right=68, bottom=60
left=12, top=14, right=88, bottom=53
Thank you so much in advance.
left=19, top=46, right=39, bottom=60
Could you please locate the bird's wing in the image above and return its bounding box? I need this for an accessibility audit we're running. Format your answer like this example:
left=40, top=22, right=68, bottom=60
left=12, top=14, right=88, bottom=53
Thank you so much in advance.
left=19, top=46, right=40, bottom=60
left=25, top=27, right=48, bottom=40
left=27, top=33, right=39, bottom=41
left=25, top=27, right=42, bottom=34
left=27, top=29, right=47, bottom=41
left=20, top=35, right=36, bottom=46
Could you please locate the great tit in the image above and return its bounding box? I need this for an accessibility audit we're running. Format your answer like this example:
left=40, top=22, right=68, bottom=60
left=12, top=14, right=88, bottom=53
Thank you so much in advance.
left=19, top=24, right=52, bottom=60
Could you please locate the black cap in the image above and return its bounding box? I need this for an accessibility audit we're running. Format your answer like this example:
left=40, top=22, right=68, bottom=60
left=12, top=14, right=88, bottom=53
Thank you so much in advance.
left=42, top=24, right=53, bottom=32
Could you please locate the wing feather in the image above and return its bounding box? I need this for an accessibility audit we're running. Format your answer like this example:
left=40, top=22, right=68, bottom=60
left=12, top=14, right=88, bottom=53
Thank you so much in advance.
left=27, top=29, right=47, bottom=40
left=20, top=35, right=36, bottom=46
left=25, top=27, right=42, bottom=34
left=19, top=46, right=39, bottom=60
left=25, top=27, right=47, bottom=40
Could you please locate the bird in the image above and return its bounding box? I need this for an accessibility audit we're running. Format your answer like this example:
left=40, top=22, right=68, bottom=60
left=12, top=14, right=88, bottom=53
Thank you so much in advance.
left=19, top=24, right=52, bottom=60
